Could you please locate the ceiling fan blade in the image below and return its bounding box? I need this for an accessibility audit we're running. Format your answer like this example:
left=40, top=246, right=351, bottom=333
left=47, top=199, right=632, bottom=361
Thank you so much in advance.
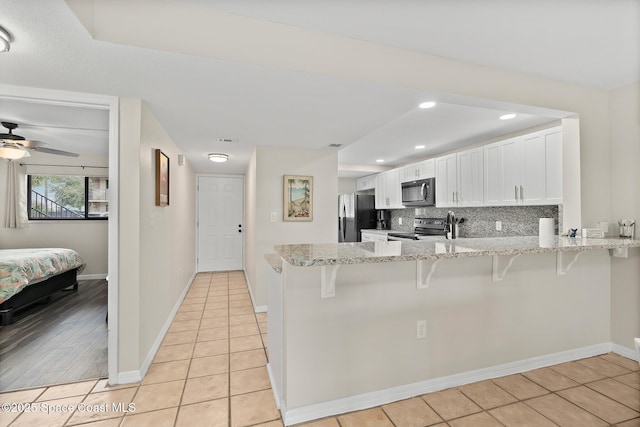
left=31, top=146, right=80, bottom=157
left=17, top=139, right=46, bottom=149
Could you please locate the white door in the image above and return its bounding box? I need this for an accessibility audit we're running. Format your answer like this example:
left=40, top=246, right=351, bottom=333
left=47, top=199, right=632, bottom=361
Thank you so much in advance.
left=457, top=147, right=483, bottom=206
left=197, top=176, right=244, bottom=272
left=435, top=153, right=457, bottom=207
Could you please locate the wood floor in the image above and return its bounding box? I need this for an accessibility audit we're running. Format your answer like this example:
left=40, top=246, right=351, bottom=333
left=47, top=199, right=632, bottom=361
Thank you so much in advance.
left=0, top=279, right=108, bottom=392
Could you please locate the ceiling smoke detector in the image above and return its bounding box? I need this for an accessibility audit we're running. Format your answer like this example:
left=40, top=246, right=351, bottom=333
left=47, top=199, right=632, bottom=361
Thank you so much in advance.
left=216, top=137, right=239, bottom=143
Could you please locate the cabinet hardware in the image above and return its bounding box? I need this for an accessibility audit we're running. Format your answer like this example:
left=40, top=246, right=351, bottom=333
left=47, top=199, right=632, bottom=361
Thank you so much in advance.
left=520, top=185, right=524, bottom=201
left=514, top=185, right=518, bottom=201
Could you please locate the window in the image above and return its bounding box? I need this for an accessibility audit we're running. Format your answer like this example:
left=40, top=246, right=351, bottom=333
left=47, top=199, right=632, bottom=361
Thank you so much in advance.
left=27, top=175, right=109, bottom=220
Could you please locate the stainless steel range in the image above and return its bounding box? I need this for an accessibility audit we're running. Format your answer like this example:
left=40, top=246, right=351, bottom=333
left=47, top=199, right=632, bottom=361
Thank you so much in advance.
left=387, top=218, right=447, bottom=241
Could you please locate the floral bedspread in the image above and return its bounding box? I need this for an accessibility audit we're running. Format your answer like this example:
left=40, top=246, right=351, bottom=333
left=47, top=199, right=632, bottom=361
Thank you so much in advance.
left=0, top=248, right=86, bottom=304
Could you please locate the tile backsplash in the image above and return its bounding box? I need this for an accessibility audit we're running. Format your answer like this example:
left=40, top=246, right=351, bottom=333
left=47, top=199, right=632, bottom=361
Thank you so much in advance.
left=388, top=205, right=560, bottom=238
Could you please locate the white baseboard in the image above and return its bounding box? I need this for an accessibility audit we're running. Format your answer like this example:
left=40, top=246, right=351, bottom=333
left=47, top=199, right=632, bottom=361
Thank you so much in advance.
left=267, top=363, right=282, bottom=409
left=281, top=342, right=612, bottom=426
left=117, top=371, right=142, bottom=385
left=612, top=342, right=640, bottom=362
left=244, top=270, right=268, bottom=313
left=78, top=273, right=108, bottom=280
left=136, top=271, right=197, bottom=381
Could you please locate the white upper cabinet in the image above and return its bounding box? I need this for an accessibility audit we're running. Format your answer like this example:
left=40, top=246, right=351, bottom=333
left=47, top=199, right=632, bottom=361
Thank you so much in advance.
left=375, top=168, right=403, bottom=209
left=356, top=174, right=376, bottom=191
left=435, top=148, right=483, bottom=207
left=401, top=159, right=435, bottom=183
left=484, top=126, right=562, bottom=206
left=457, top=147, right=484, bottom=206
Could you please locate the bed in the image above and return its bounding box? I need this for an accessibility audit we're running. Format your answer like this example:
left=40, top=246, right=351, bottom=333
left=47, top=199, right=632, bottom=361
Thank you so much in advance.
left=0, top=248, right=86, bottom=325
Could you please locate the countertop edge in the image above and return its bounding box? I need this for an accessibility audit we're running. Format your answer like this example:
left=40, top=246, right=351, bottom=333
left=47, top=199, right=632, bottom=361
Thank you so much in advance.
left=274, top=237, right=640, bottom=267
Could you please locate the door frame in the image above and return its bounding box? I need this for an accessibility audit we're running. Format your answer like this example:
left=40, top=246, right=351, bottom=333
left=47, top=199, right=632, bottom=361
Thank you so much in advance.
left=0, top=84, right=120, bottom=384
left=196, top=174, right=245, bottom=272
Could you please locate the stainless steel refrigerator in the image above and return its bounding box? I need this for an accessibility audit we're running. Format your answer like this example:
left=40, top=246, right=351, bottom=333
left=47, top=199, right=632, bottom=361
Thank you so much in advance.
left=338, top=194, right=376, bottom=242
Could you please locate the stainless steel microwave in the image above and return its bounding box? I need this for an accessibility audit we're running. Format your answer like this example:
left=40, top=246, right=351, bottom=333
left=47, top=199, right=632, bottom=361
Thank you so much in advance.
left=401, top=177, right=435, bottom=206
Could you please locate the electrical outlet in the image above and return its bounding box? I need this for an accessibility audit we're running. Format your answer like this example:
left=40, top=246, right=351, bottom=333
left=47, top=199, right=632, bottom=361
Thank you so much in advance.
left=399, top=217, right=403, bottom=225
left=416, top=320, right=427, bottom=339
left=496, top=221, right=502, bottom=231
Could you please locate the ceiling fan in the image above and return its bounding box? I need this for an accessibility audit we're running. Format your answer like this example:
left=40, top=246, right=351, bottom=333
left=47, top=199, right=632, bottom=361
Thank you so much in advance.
left=0, top=121, right=80, bottom=159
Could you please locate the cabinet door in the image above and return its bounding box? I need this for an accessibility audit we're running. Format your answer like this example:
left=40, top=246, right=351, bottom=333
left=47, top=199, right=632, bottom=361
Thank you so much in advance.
left=500, top=137, right=523, bottom=205
left=385, top=169, right=403, bottom=208
left=361, top=232, right=375, bottom=242
left=402, top=163, right=420, bottom=183
left=357, top=175, right=376, bottom=191
left=374, top=173, right=386, bottom=209
left=457, top=148, right=483, bottom=206
left=435, top=154, right=457, bottom=207
left=483, top=142, right=502, bottom=205
left=418, top=159, right=435, bottom=179
left=544, top=129, right=563, bottom=204
left=522, top=132, right=546, bottom=205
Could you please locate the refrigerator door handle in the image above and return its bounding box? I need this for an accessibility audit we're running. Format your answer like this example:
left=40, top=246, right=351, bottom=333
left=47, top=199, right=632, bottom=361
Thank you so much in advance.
left=341, top=205, right=347, bottom=241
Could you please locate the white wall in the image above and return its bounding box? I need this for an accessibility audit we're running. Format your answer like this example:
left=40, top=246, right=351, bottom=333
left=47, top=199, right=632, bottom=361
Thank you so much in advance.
left=0, top=152, right=109, bottom=275
left=118, top=98, right=197, bottom=373
left=338, top=178, right=356, bottom=194
left=245, top=146, right=338, bottom=308
left=609, top=82, right=640, bottom=348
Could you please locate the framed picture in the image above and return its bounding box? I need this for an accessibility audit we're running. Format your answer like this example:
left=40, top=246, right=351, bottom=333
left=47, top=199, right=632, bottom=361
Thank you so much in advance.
left=155, top=149, right=170, bottom=206
left=283, top=175, right=313, bottom=221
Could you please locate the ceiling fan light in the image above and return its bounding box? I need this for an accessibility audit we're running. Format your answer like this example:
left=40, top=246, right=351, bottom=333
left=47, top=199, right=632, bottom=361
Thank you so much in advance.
left=208, top=153, right=229, bottom=163
left=0, top=144, right=29, bottom=160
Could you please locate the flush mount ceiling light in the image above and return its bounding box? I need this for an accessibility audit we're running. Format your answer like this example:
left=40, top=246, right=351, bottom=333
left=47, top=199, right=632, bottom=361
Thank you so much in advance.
left=500, top=113, right=517, bottom=120
left=376, top=159, right=385, bottom=163
left=208, top=153, right=229, bottom=163
left=418, top=101, right=437, bottom=109
left=0, top=25, right=11, bottom=52
left=415, top=145, right=426, bottom=149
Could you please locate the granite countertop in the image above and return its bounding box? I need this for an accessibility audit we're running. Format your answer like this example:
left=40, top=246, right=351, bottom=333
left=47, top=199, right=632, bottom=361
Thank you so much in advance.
left=273, top=236, right=640, bottom=267
left=360, top=229, right=392, bottom=235
left=265, top=253, right=283, bottom=273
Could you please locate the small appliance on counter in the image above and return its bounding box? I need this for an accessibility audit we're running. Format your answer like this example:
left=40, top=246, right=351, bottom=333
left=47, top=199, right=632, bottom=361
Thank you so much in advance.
left=619, top=219, right=636, bottom=238
left=376, top=210, right=390, bottom=230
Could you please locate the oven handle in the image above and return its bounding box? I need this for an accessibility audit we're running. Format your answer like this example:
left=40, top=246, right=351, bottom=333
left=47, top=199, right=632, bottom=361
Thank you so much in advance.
left=387, top=235, right=414, bottom=242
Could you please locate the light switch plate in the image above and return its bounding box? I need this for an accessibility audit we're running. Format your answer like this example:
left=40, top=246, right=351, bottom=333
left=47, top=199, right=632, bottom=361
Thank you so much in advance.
left=270, top=212, right=277, bottom=222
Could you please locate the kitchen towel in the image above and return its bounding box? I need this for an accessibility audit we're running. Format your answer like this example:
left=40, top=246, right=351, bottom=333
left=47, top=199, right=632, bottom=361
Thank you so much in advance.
left=539, top=218, right=555, bottom=247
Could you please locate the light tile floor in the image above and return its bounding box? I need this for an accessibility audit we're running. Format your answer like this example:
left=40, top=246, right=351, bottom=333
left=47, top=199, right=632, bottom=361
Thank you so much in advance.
left=1, top=271, right=639, bottom=427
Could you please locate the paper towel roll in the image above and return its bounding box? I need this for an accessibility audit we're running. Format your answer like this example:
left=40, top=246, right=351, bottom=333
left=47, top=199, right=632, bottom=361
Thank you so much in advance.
left=539, top=218, right=555, bottom=238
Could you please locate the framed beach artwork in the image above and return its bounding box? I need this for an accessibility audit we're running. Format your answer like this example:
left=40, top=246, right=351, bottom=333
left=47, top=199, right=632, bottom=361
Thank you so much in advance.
left=155, top=149, right=170, bottom=207
left=283, top=175, right=313, bottom=221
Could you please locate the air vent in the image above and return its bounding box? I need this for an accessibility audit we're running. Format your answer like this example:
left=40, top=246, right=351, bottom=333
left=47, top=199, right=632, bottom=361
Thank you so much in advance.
left=216, top=137, right=239, bottom=143
left=328, top=144, right=342, bottom=148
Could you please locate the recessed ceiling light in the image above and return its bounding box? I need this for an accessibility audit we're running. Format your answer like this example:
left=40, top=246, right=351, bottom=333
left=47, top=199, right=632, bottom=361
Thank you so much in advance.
left=376, top=159, right=384, bottom=163
left=500, top=113, right=517, bottom=120
left=419, top=101, right=436, bottom=109
left=415, top=145, right=426, bottom=149
left=208, top=153, right=229, bottom=162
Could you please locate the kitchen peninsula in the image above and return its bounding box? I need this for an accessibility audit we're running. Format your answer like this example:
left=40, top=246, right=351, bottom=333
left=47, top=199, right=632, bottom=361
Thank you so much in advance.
left=265, top=237, right=640, bottom=426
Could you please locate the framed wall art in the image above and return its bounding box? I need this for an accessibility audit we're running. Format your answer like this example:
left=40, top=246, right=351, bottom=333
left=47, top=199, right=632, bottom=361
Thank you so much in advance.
left=155, top=149, right=170, bottom=207
left=283, top=175, right=313, bottom=221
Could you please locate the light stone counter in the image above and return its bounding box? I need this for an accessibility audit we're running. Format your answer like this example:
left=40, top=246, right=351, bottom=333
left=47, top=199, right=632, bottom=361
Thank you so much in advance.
left=360, top=229, right=391, bottom=236
left=274, top=236, right=640, bottom=268
left=265, top=253, right=283, bottom=273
